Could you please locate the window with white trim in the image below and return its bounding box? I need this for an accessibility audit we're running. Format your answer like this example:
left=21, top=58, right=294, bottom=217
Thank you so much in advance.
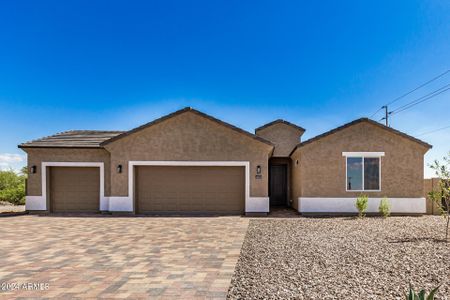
left=345, top=154, right=382, bottom=192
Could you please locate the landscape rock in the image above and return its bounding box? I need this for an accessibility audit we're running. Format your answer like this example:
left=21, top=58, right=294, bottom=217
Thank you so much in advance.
left=227, top=216, right=450, bottom=299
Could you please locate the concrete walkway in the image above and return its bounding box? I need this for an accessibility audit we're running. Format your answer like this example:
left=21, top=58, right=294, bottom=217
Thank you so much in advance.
left=0, top=215, right=249, bottom=299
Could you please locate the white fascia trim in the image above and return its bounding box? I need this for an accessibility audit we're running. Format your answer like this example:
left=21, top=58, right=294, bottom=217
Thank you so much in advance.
left=27, top=162, right=106, bottom=211
left=342, top=152, right=385, bottom=157
left=127, top=161, right=263, bottom=213
left=299, top=197, right=426, bottom=214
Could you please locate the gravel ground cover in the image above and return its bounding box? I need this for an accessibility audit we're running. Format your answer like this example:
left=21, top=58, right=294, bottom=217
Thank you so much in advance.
left=0, top=201, right=25, bottom=213
left=228, top=216, right=450, bottom=299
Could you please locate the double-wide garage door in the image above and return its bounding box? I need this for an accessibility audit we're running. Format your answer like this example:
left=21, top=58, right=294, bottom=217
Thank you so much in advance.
left=135, top=166, right=245, bottom=214
left=50, top=167, right=100, bottom=213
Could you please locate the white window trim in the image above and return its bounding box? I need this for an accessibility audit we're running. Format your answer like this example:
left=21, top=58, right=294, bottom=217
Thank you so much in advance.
left=344, top=153, right=382, bottom=192
left=342, top=152, right=385, bottom=157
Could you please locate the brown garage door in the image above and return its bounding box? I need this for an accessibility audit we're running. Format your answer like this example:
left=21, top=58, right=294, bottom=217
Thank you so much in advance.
left=135, top=166, right=245, bottom=214
left=50, top=167, right=100, bottom=213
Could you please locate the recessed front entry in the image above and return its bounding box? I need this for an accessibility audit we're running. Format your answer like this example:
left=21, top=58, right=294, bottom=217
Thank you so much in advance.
left=50, top=167, right=100, bottom=213
left=269, top=164, right=288, bottom=206
left=135, top=166, right=245, bottom=214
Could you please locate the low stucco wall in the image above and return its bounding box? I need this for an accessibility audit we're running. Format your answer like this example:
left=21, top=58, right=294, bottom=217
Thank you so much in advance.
left=299, top=197, right=426, bottom=214
left=423, top=178, right=442, bottom=215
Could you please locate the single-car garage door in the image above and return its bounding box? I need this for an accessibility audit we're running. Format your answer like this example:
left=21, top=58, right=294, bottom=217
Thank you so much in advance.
left=50, top=167, right=100, bottom=213
left=135, top=166, right=245, bottom=214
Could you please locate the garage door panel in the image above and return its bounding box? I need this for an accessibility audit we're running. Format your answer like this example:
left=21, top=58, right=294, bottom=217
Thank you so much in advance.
left=50, top=167, right=100, bottom=213
left=136, top=166, right=245, bottom=213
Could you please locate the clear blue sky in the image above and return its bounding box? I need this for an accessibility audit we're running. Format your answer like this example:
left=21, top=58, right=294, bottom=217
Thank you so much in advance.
left=1, top=0, right=449, bottom=177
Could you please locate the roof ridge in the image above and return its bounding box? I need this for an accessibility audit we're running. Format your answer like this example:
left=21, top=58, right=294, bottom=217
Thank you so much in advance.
left=289, top=117, right=432, bottom=156
left=101, top=107, right=274, bottom=147
left=255, top=119, right=305, bottom=132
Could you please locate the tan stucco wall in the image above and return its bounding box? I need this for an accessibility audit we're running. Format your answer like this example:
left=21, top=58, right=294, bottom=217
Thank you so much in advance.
left=290, top=122, right=429, bottom=210
left=23, top=148, right=111, bottom=196
left=423, top=178, right=442, bottom=215
left=256, top=123, right=303, bottom=157
left=104, top=111, right=273, bottom=197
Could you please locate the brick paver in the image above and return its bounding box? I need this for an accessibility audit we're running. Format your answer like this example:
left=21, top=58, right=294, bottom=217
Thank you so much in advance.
left=0, top=215, right=248, bottom=299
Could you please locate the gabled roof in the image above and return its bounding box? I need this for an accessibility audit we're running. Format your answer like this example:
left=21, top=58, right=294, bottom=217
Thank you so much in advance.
left=255, top=119, right=305, bottom=133
left=18, top=108, right=273, bottom=149
left=101, top=107, right=274, bottom=147
left=19, top=130, right=124, bottom=148
left=289, top=118, right=432, bottom=156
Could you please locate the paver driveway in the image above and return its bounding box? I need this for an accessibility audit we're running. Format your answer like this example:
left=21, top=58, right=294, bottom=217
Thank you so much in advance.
left=0, top=215, right=249, bottom=299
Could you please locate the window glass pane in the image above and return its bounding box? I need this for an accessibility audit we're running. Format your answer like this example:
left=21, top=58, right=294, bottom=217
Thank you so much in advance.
left=364, top=157, right=380, bottom=190
left=347, top=157, right=362, bottom=190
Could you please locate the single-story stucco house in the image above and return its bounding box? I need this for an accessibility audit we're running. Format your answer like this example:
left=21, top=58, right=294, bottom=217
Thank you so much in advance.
left=19, top=107, right=432, bottom=215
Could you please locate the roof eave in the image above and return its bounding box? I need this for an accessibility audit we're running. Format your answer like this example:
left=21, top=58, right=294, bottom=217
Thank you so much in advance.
left=288, top=118, right=432, bottom=157
left=255, top=119, right=305, bottom=133
left=18, top=145, right=104, bottom=149
left=101, top=107, right=275, bottom=148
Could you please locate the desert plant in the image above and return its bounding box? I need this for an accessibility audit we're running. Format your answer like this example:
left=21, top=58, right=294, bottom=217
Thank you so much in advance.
left=428, top=151, right=450, bottom=241
left=379, top=197, right=391, bottom=218
left=0, top=169, right=26, bottom=205
left=405, top=284, right=440, bottom=300
left=355, top=194, right=368, bottom=218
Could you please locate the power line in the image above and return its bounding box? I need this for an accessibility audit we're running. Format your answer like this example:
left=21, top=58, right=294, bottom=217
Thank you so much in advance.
left=369, top=69, right=450, bottom=121
left=386, top=69, right=450, bottom=106
left=390, top=84, right=450, bottom=115
left=370, top=107, right=383, bottom=118
left=416, top=124, right=450, bottom=137
left=390, top=83, right=450, bottom=113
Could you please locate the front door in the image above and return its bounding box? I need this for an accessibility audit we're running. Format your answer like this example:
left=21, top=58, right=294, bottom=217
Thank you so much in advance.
left=269, top=164, right=287, bottom=206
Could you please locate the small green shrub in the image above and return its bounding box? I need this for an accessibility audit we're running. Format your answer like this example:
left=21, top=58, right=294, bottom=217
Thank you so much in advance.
left=355, top=194, right=368, bottom=218
left=406, top=284, right=440, bottom=300
left=379, top=197, right=391, bottom=218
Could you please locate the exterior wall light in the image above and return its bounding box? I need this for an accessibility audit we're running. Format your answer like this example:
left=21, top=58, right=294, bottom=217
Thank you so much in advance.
left=256, top=165, right=261, bottom=174
left=30, top=165, right=37, bottom=174
left=117, top=164, right=122, bottom=173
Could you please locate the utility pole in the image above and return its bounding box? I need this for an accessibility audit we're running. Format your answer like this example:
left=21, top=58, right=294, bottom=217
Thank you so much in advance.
left=381, top=105, right=389, bottom=127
